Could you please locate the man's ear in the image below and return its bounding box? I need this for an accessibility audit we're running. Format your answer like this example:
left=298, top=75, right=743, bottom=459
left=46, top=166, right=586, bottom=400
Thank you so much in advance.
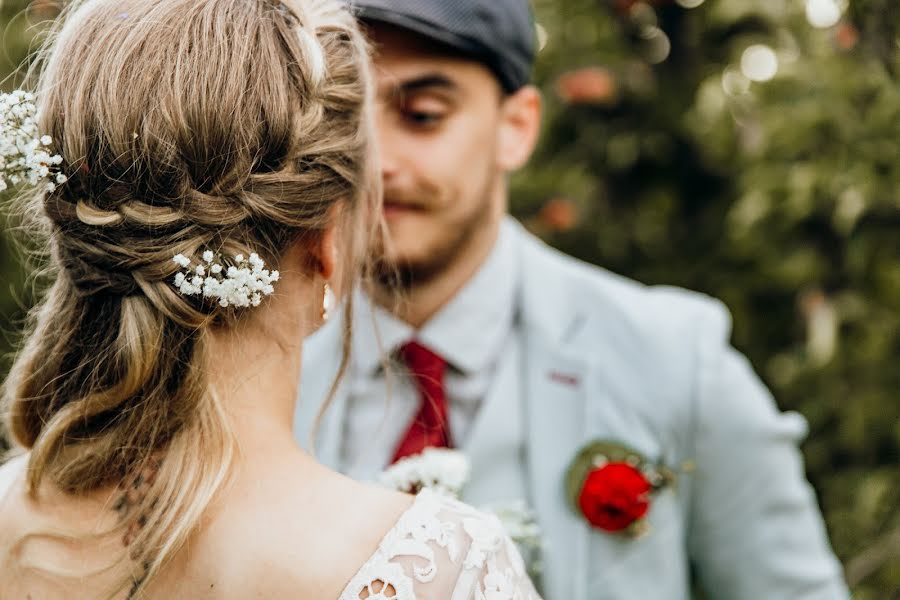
left=496, top=85, right=542, bottom=172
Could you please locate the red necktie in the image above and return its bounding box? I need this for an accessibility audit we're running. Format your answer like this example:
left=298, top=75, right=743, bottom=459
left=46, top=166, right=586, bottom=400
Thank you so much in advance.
left=390, top=341, right=453, bottom=463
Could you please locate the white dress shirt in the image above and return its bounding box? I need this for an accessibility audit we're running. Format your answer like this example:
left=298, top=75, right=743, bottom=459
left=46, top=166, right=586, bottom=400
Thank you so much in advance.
left=340, top=225, right=519, bottom=481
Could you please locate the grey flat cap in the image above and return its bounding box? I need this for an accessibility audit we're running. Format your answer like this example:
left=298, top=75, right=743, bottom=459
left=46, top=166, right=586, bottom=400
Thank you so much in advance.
left=350, top=0, right=536, bottom=92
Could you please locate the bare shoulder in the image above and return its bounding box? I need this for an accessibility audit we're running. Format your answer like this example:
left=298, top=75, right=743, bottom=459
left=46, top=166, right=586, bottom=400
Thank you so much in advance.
left=157, top=454, right=413, bottom=598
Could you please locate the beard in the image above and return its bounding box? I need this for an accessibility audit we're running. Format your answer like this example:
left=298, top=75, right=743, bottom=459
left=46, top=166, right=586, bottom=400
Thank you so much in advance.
left=374, top=175, right=496, bottom=292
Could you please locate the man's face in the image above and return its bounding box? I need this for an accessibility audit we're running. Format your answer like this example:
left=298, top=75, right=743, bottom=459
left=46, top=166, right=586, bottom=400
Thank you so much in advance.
left=368, top=26, right=511, bottom=286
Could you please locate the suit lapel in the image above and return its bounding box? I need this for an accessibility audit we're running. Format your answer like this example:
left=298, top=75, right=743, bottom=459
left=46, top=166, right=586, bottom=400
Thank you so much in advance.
left=523, top=328, right=593, bottom=600
left=511, top=218, right=593, bottom=600
left=461, top=328, right=527, bottom=505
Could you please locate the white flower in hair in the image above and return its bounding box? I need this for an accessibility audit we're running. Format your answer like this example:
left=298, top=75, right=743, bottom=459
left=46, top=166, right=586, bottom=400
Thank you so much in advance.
left=172, top=251, right=280, bottom=308
left=0, top=90, right=67, bottom=193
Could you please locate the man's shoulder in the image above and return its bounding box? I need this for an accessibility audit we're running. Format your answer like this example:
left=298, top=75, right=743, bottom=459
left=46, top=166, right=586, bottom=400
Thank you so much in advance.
left=516, top=225, right=733, bottom=351
left=515, top=229, right=769, bottom=470
left=516, top=227, right=739, bottom=439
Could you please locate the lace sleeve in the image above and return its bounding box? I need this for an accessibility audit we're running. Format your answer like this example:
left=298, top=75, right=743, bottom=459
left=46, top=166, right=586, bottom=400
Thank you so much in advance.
left=451, top=511, right=542, bottom=600
left=339, top=489, right=542, bottom=600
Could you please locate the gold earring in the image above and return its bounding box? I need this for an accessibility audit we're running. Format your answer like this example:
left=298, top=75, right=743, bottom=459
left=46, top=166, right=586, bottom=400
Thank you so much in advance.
left=321, top=282, right=336, bottom=322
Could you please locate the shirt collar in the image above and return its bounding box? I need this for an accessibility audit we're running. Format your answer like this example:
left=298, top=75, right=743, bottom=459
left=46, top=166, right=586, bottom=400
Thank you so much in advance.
left=350, top=293, right=412, bottom=379
left=352, top=222, right=518, bottom=377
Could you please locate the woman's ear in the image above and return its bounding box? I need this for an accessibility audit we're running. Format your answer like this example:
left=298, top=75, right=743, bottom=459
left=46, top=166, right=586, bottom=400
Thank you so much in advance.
left=313, top=225, right=337, bottom=280
left=306, top=204, right=342, bottom=280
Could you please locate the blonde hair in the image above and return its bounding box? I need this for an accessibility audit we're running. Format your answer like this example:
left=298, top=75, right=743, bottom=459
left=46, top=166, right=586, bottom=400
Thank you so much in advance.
left=2, top=0, right=377, bottom=595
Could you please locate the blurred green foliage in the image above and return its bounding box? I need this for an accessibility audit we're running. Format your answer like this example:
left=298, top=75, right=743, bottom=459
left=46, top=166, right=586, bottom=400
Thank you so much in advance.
left=516, top=0, right=899, bottom=596
left=0, top=0, right=897, bottom=596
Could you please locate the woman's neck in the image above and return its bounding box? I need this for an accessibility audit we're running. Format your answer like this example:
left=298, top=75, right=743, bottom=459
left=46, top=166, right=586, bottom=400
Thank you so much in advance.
left=210, top=329, right=302, bottom=443
left=205, top=267, right=317, bottom=450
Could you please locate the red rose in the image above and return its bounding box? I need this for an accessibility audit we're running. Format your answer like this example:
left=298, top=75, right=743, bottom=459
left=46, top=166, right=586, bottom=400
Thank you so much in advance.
left=578, top=462, right=651, bottom=532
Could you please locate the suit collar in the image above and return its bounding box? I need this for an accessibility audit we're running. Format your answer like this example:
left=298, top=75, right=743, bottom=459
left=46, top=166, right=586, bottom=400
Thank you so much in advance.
left=507, top=216, right=588, bottom=347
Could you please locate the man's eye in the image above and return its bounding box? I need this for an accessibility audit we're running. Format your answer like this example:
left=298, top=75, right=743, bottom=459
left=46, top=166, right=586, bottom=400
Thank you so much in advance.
left=403, top=110, right=445, bottom=127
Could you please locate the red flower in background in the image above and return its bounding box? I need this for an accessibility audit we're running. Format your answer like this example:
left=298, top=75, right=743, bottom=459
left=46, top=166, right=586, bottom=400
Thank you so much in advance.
left=538, top=198, right=579, bottom=232
left=578, top=462, right=651, bottom=532
left=556, top=67, right=618, bottom=105
left=835, top=23, right=859, bottom=51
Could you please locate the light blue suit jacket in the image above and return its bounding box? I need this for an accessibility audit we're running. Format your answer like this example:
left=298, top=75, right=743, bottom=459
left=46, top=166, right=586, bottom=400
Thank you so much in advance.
left=295, top=218, right=849, bottom=599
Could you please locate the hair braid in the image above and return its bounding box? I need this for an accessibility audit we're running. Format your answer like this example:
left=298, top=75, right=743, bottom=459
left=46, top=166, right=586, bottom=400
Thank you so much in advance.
left=2, top=0, right=377, bottom=595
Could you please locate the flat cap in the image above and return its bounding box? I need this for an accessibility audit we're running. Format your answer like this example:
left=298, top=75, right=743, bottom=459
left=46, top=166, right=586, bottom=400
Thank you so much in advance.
left=350, top=0, right=536, bottom=92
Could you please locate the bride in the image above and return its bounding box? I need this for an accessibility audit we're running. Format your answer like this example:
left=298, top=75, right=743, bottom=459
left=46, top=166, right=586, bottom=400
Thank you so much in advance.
left=0, top=0, right=540, bottom=598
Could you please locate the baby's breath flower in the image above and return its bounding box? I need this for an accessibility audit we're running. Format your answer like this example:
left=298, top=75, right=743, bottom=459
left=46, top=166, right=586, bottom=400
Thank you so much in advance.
left=0, top=90, right=67, bottom=193
left=379, top=448, right=471, bottom=497
left=172, top=250, right=278, bottom=309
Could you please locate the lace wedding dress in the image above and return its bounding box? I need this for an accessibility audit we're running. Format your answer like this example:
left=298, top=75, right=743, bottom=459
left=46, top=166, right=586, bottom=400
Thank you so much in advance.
left=338, top=488, right=541, bottom=600
left=0, top=458, right=540, bottom=599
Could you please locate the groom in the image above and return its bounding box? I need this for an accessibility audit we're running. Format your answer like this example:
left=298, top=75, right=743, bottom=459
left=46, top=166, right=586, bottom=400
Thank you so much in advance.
left=295, top=0, right=849, bottom=598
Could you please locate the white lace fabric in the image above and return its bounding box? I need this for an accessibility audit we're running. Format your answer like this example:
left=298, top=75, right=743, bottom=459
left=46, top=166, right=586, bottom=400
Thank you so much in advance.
left=339, top=489, right=541, bottom=600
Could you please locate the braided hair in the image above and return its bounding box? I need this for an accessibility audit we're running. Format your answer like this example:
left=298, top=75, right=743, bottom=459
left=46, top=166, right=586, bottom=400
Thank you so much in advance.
left=2, top=0, right=377, bottom=594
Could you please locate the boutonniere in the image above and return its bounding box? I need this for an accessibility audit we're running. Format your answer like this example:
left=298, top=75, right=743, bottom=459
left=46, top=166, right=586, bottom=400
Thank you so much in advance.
left=565, top=441, right=676, bottom=538
left=378, top=447, right=471, bottom=497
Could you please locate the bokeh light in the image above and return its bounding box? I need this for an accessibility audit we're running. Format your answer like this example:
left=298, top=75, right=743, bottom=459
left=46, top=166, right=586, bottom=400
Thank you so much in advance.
left=640, top=26, right=671, bottom=64
left=536, top=23, right=549, bottom=52
left=721, top=66, right=751, bottom=96
left=740, top=44, right=779, bottom=82
left=805, top=0, right=843, bottom=29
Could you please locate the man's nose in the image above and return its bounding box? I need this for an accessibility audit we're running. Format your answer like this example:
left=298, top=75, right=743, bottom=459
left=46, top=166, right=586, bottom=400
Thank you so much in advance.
left=374, top=110, right=401, bottom=182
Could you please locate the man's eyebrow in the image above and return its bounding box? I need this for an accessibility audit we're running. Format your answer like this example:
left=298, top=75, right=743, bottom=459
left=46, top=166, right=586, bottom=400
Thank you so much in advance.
left=399, top=74, right=457, bottom=93
left=381, top=74, right=460, bottom=99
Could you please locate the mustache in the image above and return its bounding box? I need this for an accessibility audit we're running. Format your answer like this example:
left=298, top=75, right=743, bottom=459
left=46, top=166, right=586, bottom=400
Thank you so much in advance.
left=382, top=181, right=443, bottom=209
